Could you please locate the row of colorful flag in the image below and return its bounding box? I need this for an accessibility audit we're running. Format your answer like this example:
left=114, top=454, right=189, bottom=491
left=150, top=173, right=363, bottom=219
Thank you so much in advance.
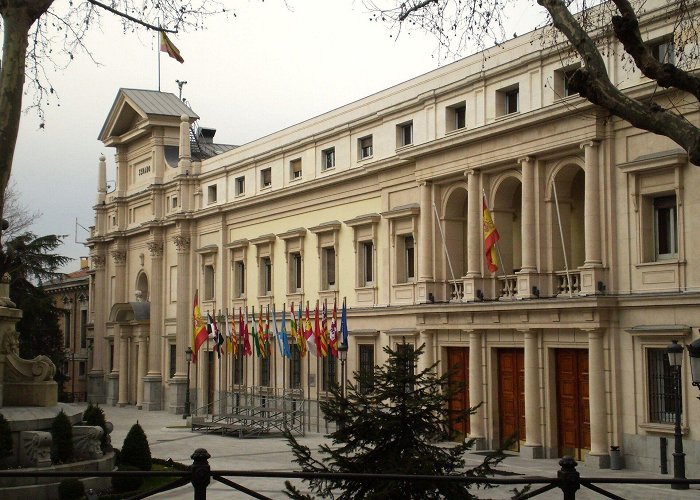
left=191, top=293, right=349, bottom=363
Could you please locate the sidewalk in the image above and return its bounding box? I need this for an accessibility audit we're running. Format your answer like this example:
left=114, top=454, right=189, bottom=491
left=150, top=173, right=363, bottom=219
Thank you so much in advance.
left=82, top=403, right=699, bottom=499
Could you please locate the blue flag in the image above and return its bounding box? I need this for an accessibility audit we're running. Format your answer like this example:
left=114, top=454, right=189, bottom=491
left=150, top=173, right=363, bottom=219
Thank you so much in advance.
left=280, top=306, right=291, bottom=358
left=340, top=298, right=349, bottom=347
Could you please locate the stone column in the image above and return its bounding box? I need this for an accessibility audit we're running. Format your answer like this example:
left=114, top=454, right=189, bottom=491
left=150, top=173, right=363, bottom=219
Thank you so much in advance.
left=586, top=328, right=610, bottom=468
left=468, top=330, right=486, bottom=450
left=178, top=114, right=192, bottom=175
left=582, top=141, right=602, bottom=266
left=118, top=331, right=129, bottom=406
left=170, top=233, right=191, bottom=414
left=418, top=330, right=434, bottom=374
left=111, top=249, right=128, bottom=406
left=521, top=329, right=543, bottom=458
left=418, top=181, right=435, bottom=303
left=519, top=157, right=536, bottom=272
left=136, top=335, right=147, bottom=408
left=88, top=252, right=107, bottom=403
left=143, top=240, right=164, bottom=410
left=466, top=171, right=481, bottom=277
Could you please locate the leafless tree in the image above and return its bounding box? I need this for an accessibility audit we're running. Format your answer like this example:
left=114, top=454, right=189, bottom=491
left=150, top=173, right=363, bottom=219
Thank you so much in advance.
left=365, top=0, right=700, bottom=165
left=0, top=0, right=227, bottom=238
left=1, top=180, right=41, bottom=244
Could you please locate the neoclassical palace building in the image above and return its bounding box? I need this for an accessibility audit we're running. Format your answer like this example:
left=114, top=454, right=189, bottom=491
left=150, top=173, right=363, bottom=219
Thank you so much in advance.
left=87, top=0, right=700, bottom=474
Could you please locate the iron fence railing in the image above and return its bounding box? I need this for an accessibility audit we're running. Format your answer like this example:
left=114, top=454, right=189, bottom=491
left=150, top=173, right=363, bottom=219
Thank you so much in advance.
left=1, top=450, right=698, bottom=500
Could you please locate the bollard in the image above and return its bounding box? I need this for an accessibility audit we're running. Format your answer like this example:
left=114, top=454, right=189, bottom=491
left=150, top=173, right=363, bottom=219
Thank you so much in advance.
left=610, top=446, right=622, bottom=470
left=660, top=437, right=668, bottom=474
left=558, top=456, right=580, bottom=500
left=191, top=448, right=211, bottom=500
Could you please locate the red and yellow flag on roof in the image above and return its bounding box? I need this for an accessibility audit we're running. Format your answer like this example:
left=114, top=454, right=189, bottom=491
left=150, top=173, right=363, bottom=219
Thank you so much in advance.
left=160, top=31, right=184, bottom=63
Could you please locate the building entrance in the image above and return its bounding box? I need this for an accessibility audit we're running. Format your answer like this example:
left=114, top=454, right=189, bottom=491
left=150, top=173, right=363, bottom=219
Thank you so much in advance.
left=498, top=348, right=525, bottom=451
left=556, top=349, right=590, bottom=460
left=447, top=347, right=470, bottom=439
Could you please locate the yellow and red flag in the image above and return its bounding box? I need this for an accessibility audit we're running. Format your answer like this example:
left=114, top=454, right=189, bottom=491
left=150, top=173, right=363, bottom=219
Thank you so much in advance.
left=192, top=290, right=208, bottom=363
left=160, top=31, right=184, bottom=63
left=483, top=196, right=500, bottom=273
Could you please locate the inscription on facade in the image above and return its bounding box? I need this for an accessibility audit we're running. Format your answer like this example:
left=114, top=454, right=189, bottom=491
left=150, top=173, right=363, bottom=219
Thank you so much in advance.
left=138, top=165, right=151, bottom=176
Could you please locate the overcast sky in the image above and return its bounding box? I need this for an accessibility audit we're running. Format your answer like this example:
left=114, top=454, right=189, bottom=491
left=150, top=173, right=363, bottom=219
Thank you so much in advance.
left=11, top=0, right=540, bottom=273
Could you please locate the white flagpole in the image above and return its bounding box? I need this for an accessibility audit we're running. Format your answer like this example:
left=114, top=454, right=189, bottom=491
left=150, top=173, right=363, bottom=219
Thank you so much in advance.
left=551, top=181, right=573, bottom=297
left=432, top=202, right=459, bottom=299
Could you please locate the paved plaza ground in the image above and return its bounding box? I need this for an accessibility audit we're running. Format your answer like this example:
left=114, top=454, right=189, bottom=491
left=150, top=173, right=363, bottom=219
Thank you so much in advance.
left=83, top=403, right=699, bottom=499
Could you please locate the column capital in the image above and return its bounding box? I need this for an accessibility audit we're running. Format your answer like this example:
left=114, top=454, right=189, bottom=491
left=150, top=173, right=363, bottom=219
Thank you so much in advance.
left=464, top=168, right=480, bottom=178
left=419, top=180, right=432, bottom=187
left=172, top=235, right=191, bottom=253
left=518, top=156, right=535, bottom=165
left=580, top=140, right=600, bottom=150
left=111, top=250, right=127, bottom=266
left=147, top=240, right=164, bottom=258
left=91, top=254, right=106, bottom=270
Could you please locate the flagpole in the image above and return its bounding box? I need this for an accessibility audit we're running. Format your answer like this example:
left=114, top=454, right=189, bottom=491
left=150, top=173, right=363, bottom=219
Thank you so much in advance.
left=157, top=23, right=161, bottom=91
left=552, top=180, right=573, bottom=297
left=432, top=202, right=459, bottom=300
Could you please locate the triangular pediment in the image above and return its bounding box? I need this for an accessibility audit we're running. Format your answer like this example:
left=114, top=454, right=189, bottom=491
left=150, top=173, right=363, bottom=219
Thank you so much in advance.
left=98, top=88, right=199, bottom=145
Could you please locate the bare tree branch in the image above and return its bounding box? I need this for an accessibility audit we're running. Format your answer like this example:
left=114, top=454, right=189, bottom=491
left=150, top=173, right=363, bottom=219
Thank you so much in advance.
left=87, top=0, right=178, bottom=32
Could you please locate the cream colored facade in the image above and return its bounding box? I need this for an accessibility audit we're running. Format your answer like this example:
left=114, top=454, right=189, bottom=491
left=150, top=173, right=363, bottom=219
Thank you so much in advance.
left=88, top=1, right=700, bottom=473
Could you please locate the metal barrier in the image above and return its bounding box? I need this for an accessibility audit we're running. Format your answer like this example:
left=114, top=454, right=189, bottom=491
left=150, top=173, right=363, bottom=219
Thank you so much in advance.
left=1, top=450, right=698, bottom=499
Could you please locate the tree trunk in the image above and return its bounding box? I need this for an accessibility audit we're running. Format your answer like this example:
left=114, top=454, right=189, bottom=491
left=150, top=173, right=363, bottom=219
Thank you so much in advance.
left=0, top=1, right=53, bottom=233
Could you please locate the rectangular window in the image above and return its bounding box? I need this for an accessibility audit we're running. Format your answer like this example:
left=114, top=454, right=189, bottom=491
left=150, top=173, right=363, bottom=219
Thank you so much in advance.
left=647, top=348, right=680, bottom=424
left=169, top=344, right=177, bottom=378
left=650, top=38, right=675, bottom=64
left=446, top=102, right=467, bottom=132
left=64, top=312, right=71, bottom=348
left=204, top=264, right=215, bottom=300
left=171, top=195, right=178, bottom=209
left=207, top=185, right=217, bottom=204
left=261, top=168, right=272, bottom=188
left=654, top=195, right=677, bottom=260
left=359, top=136, right=373, bottom=159
left=260, top=357, right=271, bottom=387
left=234, top=261, right=246, bottom=298
left=404, top=235, right=415, bottom=282
left=322, top=356, right=338, bottom=391
left=322, top=148, right=336, bottom=171
left=290, top=252, right=302, bottom=292
left=323, top=247, right=336, bottom=290
left=362, top=241, right=373, bottom=286
left=398, top=121, right=413, bottom=147
left=290, top=159, right=302, bottom=180
left=232, top=354, right=244, bottom=385
left=290, top=344, right=302, bottom=388
left=261, top=257, right=272, bottom=295
left=80, top=309, right=88, bottom=349
left=359, top=344, right=375, bottom=394
left=235, top=176, right=245, bottom=196
left=505, top=87, right=519, bottom=114
left=563, top=69, right=580, bottom=97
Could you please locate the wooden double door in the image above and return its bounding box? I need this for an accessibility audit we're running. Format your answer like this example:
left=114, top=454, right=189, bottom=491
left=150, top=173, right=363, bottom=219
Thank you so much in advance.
left=498, top=349, right=525, bottom=451
left=556, top=349, right=590, bottom=460
left=447, top=347, right=470, bottom=439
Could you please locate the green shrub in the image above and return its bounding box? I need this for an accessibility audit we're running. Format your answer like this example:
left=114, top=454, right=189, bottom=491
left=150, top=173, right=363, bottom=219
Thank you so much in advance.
left=0, top=414, right=13, bottom=467
left=51, top=410, right=73, bottom=464
left=58, top=478, right=85, bottom=499
left=111, top=464, right=143, bottom=493
left=83, top=403, right=108, bottom=448
left=119, top=423, right=151, bottom=471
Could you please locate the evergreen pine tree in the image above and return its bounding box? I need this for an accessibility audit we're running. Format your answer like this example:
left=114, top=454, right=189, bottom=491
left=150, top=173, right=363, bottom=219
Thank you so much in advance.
left=0, top=414, right=13, bottom=468
left=119, top=422, right=152, bottom=471
left=284, top=343, right=504, bottom=499
left=51, top=410, right=73, bottom=464
left=83, top=403, right=108, bottom=449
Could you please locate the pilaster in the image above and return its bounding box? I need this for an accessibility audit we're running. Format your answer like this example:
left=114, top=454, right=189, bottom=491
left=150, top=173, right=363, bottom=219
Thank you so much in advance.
left=521, top=328, right=544, bottom=459
left=417, top=181, right=435, bottom=303
left=586, top=328, right=610, bottom=469
left=88, top=251, right=106, bottom=403
left=468, top=330, right=486, bottom=450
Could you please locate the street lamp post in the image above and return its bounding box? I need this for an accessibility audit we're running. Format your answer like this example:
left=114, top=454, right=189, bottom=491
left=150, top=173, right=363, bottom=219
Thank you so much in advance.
left=666, top=340, right=687, bottom=490
left=183, top=346, right=193, bottom=419
left=687, top=337, right=700, bottom=400
left=338, top=342, right=348, bottom=399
